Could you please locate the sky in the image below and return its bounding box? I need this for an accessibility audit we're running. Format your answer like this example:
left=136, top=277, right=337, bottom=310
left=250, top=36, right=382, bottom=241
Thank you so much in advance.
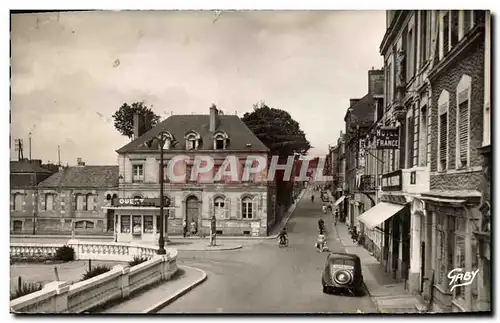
left=11, top=10, right=385, bottom=165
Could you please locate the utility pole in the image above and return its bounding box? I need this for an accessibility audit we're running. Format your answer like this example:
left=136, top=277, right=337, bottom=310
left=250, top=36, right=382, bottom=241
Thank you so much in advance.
left=58, top=146, right=61, bottom=166
left=15, top=139, right=24, bottom=160
left=28, top=132, right=32, bottom=160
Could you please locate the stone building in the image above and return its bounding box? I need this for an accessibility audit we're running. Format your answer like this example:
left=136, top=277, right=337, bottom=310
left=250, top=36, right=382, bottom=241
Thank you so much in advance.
left=110, top=105, right=273, bottom=243
left=35, top=163, right=119, bottom=234
left=358, top=10, right=491, bottom=313
left=10, top=159, right=57, bottom=233
left=421, top=10, right=490, bottom=312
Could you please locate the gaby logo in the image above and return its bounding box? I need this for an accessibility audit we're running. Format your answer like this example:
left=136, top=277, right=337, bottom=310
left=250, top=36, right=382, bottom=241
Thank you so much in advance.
left=448, top=268, right=479, bottom=292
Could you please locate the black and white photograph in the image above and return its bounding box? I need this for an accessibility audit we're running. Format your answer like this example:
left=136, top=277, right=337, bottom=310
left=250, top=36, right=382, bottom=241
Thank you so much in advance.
left=8, top=6, right=493, bottom=315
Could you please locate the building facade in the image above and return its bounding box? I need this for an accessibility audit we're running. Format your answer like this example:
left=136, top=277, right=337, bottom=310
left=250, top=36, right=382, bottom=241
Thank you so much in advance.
left=357, top=10, right=490, bottom=313
left=110, top=105, right=274, bottom=242
left=35, top=164, right=119, bottom=234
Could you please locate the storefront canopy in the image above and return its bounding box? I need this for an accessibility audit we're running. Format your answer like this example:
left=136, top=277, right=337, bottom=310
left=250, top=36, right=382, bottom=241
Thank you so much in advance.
left=358, top=202, right=406, bottom=229
left=333, top=195, right=346, bottom=207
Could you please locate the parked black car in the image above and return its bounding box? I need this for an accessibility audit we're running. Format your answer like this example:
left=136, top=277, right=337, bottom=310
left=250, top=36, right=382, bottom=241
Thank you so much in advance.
left=321, top=252, right=364, bottom=296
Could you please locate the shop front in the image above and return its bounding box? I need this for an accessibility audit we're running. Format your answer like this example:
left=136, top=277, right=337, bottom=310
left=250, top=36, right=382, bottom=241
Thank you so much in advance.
left=104, top=197, right=175, bottom=243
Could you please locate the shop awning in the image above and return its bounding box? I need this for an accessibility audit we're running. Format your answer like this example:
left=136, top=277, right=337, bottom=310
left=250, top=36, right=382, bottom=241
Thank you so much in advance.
left=333, top=195, right=346, bottom=207
left=358, top=202, right=406, bottom=229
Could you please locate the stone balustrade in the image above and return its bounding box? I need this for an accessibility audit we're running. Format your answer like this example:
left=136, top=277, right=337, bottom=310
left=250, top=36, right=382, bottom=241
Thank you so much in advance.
left=10, top=242, right=178, bottom=313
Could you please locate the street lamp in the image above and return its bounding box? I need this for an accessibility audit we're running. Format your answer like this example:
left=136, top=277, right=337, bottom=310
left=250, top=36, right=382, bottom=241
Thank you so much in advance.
left=157, top=132, right=170, bottom=255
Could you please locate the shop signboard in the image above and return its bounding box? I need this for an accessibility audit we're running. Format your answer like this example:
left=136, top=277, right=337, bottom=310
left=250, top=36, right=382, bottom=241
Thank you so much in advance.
left=376, top=127, right=399, bottom=149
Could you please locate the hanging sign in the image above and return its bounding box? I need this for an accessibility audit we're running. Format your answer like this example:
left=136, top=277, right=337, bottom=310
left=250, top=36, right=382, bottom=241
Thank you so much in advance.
left=375, top=127, right=399, bottom=149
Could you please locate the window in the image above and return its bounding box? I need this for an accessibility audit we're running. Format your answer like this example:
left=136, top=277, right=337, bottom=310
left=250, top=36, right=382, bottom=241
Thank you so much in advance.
left=214, top=133, right=227, bottom=150
left=86, top=194, right=94, bottom=211
left=241, top=197, right=253, bottom=219
left=132, top=215, right=142, bottom=234
left=419, top=106, right=428, bottom=166
left=75, top=194, right=85, bottom=210
left=132, top=164, right=144, bottom=183
left=13, top=220, right=22, bottom=232
left=75, top=221, right=85, bottom=229
left=186, top=133, right=199, bottom=150
left=442, top=11, right=450, bottom=57
left=463, top=10, right=472, bottom=38
left=407, top=27, right=414, bottom=79
left=407, top=113, right=415, bottom=168
left=450, top=10, right=459, bottom=48
left=215, top=138, right=224, bottom=149
left=420, top=11, right=430, bottom=64
left=438, top=91, right=449, bottom=171
left=121, top=215, right=131, bottom=233
left=214, top=197, right=225, bottom=219
left=13, top=193, right=23, bottom=211
left=44, top=194, right=54, bottom=211
left=456, top=75, right=471, bottom=169
left=85, top=221, right=95, bottom=229
left=144, top=216, right=154, bottom=233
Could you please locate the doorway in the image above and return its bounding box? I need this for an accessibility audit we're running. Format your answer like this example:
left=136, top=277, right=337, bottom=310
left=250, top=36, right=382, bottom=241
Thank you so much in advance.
left=186, top=196, right=200, bottom=234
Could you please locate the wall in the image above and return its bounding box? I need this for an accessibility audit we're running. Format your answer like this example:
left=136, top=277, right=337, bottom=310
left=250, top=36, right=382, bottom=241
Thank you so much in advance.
left=429, top=39, right=485, bottom=190
left=11, top=188, right=116, bottom=234
left=10, top=244, right=178, bottom=313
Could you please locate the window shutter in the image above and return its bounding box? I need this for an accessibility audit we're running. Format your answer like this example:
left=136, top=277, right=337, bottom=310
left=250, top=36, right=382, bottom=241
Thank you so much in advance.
left=236, top=197, right=241, bottom=219
left=458, top=94, right=469, bottom=167
left=208, top=197, right=214, bottom=218
left=74, top=194, right=78, bottom=210
left=225, top=197, right=230, bottom=219
left=439, top=112, right=448, bottom=167
left=93, top=195, right=98, bottom=210
left=252, top=196, right=258, bottom=219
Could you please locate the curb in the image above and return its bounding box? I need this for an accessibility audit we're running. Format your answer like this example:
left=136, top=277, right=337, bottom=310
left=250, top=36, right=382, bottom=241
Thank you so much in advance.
left=176, top=244, right=243, bottom=252
left=264, top=188, right=308, bottom=240
left=143, top=266, right=207, bottom=313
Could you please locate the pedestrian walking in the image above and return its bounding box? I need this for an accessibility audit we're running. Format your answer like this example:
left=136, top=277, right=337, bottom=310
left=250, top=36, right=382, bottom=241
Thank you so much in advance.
left=182, top=219, right=187, bottom=238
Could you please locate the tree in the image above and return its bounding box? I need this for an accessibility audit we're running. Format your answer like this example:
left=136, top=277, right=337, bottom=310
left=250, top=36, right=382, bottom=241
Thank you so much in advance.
left=112, top=102, right=160, bottom=139
left=241, top=102, right=312, bottom=157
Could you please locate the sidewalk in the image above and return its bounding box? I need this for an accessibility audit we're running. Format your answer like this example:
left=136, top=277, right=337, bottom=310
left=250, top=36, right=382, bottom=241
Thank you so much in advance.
left=144, top=240, right=244, bottom=251
left=96, top=265, right=207, bottom=313
left=333, top=223, right=422, bottom=313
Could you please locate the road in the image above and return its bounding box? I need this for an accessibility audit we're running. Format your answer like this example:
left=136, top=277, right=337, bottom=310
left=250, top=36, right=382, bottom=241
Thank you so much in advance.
left=159, top=189, right=378, bottom=313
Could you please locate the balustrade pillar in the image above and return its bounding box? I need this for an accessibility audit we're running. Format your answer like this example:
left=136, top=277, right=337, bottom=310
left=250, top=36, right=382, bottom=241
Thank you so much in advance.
left=114, top=265, right=130, bottom=298
left=44, top=281, right=71, bottom=313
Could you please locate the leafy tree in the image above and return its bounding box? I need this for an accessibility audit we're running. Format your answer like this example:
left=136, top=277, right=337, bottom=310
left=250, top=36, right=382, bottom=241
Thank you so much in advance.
left=112, top=102, right=160, bottom=139
left=241, top=102, right=312, bottom=157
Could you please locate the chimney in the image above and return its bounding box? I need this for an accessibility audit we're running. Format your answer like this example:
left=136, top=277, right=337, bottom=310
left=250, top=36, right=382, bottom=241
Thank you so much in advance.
left=209, top=104, right=218, bottom=132
left=350, top=99, right=360, bottom=107
left=77, top=158, right=85, bottom=167
left=133, top=113, right=140, bottom=140
left=368, top=68, right=384, bottom=96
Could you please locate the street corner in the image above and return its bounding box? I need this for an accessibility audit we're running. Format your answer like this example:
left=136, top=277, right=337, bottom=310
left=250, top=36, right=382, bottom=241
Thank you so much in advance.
left=143, top=265, right=207, bottom=313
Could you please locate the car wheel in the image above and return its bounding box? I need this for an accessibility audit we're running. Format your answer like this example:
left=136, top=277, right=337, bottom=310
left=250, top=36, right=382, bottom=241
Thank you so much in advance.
left=322, top=285, right=329, bottom=294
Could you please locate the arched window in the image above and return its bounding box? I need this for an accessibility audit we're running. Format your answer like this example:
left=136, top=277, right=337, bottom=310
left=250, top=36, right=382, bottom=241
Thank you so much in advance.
left=13, top=193, right=23, bottom=211
left=214, top=196, right=225, bottom=218
left=86, top=194, right=94, bottom=211
left=213, top=131, right=228, bottom=150
left=185, top=131, right=201, bottom=150
left=75, top=194, right=85, bottom=211
left=241, top=197, right=253, bottom=219
left=45, top=194, right=54, bottom=211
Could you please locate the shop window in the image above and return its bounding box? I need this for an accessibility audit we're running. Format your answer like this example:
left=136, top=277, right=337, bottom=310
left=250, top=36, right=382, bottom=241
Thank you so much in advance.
left=144, top=216, right=154, bottom=233
left=132, top=216, right=142, bottom=234
left=121, top=215, right=131, bottom=233
left=13, top=220, right=22, bottom=232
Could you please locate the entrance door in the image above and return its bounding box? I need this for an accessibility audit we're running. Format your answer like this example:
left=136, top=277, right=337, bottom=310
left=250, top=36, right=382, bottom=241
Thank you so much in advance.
left=186, top=196, right=200, bottom=233
left=106, top=210, right=114, bottom=232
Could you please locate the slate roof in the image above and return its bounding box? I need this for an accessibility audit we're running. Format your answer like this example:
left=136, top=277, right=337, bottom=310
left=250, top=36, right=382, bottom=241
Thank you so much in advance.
left=38, top=166, right=119, bottom=189
left=116, top=114, right=269, bottom=154
left=10, top=161, right=53, bottom=174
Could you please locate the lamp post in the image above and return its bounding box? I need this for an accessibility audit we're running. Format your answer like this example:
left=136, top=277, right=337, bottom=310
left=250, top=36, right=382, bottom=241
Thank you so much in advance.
left=157, top=132, right=169, bottom=255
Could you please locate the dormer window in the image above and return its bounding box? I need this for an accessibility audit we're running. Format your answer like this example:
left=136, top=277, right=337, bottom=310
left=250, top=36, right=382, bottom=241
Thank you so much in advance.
left=213, top=131, right=228, bottom=150
left=185, top=131, right=201, bottom=150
